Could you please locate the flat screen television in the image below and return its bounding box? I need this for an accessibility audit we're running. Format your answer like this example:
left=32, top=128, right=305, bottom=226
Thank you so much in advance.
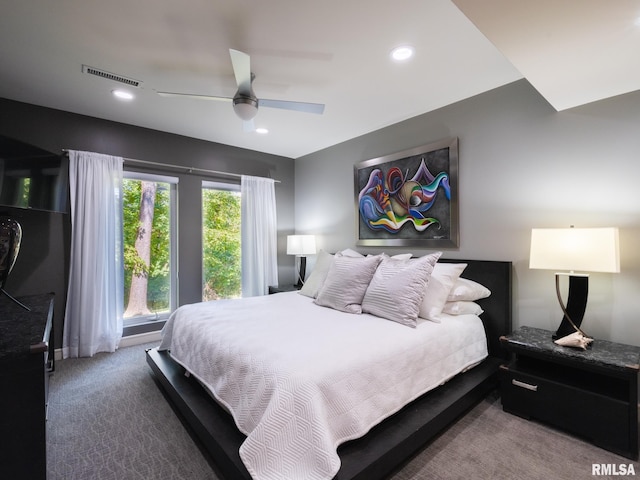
left=0, top=136, right=69, bottom=213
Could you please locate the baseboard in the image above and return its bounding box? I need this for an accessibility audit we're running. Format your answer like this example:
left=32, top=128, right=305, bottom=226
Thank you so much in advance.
left=53, top=330, right=162, bottom=361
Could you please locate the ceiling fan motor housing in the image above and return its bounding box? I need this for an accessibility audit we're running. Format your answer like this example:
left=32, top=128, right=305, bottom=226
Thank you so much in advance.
left=232, top=94, right=258, bottom=120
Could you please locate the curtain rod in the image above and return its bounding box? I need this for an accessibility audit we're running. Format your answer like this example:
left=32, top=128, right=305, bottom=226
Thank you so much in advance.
left=62, top=150, right=280, bottom=183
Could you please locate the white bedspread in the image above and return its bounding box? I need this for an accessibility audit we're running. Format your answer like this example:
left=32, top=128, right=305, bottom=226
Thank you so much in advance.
left=159, top=291, right=488, bottom=480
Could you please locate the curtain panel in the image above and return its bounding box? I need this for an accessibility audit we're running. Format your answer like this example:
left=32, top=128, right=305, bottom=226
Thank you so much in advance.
left=241, top=175, right=278, bottom=297
left=63, top=150, right=124, bottom=358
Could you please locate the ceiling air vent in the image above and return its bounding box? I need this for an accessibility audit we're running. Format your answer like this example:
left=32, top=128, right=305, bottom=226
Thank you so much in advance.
left=82, top=65, right=143, bottom=88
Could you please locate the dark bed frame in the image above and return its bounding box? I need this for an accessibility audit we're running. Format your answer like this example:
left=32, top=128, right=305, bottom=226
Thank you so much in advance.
left=146, top=259, right=512, bottom=480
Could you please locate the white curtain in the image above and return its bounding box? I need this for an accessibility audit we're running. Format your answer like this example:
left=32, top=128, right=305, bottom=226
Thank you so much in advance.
left=63, top=150, right=124, bottom=358
left=241, top=175, right=278, bottom=296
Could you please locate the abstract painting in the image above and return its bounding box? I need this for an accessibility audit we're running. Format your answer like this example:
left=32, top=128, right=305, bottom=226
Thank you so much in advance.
left=355, top=137, right=459, bottom=248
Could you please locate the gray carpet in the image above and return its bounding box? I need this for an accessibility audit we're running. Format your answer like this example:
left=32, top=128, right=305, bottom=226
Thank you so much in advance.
left=48, top=342, right=639, bottom=480
left=47, top=342, right=216, bottom=480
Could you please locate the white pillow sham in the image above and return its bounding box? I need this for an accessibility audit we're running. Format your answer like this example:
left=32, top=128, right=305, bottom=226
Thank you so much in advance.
left=314, top=254, right=383, bottom=314
left=447, top=277, right=491, bottom=302
left=390, top=253, right=413, bottom=260
left=418, top=262, right=467, bottom=322
left=336, top=248, right=363, bottom=258
left=298, top=250, right=334, bottom=298
left=362, top=252, right=441, bottom=327
left=442, top=301, right=484, bottom=316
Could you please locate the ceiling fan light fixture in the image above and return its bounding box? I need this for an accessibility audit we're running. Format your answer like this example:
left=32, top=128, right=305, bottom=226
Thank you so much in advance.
left=233, top=96, right=259, bottom=120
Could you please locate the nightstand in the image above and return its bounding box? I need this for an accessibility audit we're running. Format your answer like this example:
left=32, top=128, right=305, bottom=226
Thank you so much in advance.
left=268, top=285, right=300, bottom=294
left=499, top=326, right=639, bottom=460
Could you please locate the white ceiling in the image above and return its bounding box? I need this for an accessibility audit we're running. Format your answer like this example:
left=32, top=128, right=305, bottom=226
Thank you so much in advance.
left=453, top=0, right=640, bottom=112
left=0, top=0, right=638, bottom=159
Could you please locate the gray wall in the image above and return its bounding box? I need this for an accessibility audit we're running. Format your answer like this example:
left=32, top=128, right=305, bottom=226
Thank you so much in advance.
left=295, top=80, right=640, bottom=346
left=0, top=98, right=296, bottom=348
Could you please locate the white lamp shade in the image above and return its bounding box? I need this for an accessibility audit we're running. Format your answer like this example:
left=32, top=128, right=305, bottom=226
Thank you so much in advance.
left=287, top=235, right=316, bottom=256
left=529, top=227, right=620, bottom=273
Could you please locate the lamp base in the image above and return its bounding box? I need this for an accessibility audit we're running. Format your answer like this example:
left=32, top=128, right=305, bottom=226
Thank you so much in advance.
left=294, top=256, right=307, bottom=289
left=553, top=273, right=589, bottom=341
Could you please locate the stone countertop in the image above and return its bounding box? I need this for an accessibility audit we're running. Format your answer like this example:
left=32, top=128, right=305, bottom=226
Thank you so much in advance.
left=0, top=293, right=54, bottom=361
left=500, top=326, right=640, bottom=373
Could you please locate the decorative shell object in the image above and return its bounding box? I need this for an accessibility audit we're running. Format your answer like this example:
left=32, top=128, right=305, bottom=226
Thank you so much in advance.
left=554, top=331, right=593, bottom=350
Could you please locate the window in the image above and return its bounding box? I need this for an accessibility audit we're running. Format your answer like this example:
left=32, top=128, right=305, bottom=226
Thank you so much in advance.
left=13, top=178, right=30, bottom=208
left=202, top=181, right=241, bottom=300
left=122, top=172, right=177, bottom=325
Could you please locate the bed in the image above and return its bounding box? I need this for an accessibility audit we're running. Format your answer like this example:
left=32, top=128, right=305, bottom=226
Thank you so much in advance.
left=146, top=257, right=512, bottom=480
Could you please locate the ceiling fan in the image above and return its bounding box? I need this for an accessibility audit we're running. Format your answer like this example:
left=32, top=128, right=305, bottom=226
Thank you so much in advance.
left=157, top=49, right=325, bottom=131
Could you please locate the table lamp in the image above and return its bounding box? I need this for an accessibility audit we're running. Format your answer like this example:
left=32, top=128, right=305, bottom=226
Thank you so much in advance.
left=287, top=235, right=316, bottom=288
left=529, top=227, right=620, bottom=346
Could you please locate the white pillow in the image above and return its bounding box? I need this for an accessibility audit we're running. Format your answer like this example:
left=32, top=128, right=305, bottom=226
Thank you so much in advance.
left=336, top=248, right=363, bottom=258
left=442, top=301, right=484, bottom=316
left=298, top=250, right=334, bottom=298
left=390, top=253, right=413, bottom=260
left=367, top=253, right=412, bottom=260
left=362, top=252, right=441, bottom=327
left=315, top=255, right=383, bottom=313
left=447, top=278, right=491, bottom=302
left=418, top=262, right=467, bottom=321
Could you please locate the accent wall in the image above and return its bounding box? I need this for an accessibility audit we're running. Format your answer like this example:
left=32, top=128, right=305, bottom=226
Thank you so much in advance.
left=294, top=79, right=640, bottom=346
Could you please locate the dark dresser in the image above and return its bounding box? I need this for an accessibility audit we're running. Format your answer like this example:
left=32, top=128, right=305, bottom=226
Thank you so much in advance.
left=0, top=293, right=54, bottom=479
left=499, top=326, right=639, bottom=460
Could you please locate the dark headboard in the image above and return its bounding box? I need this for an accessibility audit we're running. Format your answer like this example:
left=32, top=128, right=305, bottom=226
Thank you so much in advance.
left=439, top=259, right=513, bottom=357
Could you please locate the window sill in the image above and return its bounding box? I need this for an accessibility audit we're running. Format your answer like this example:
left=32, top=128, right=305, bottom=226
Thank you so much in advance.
left=123, top=320, right=166, bottom=337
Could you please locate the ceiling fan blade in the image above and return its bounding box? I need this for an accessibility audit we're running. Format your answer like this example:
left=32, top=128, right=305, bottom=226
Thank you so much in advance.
left=156, top=91, right=232, bottom=102
left=229, top=49, right=252, bottom=94
left=258, top=98, right=325, bottom=115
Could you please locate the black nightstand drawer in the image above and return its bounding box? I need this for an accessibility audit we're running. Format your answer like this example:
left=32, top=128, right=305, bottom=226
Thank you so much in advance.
left=500, top=364, right=631, bottom=454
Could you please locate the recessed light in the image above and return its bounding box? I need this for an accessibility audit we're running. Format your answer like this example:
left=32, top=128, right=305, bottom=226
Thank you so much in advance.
left=255, top=127, right=269, bottom=134
left=112, top=89, right=134, bottom=101
left=390, top=45, right=415, bottom=62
